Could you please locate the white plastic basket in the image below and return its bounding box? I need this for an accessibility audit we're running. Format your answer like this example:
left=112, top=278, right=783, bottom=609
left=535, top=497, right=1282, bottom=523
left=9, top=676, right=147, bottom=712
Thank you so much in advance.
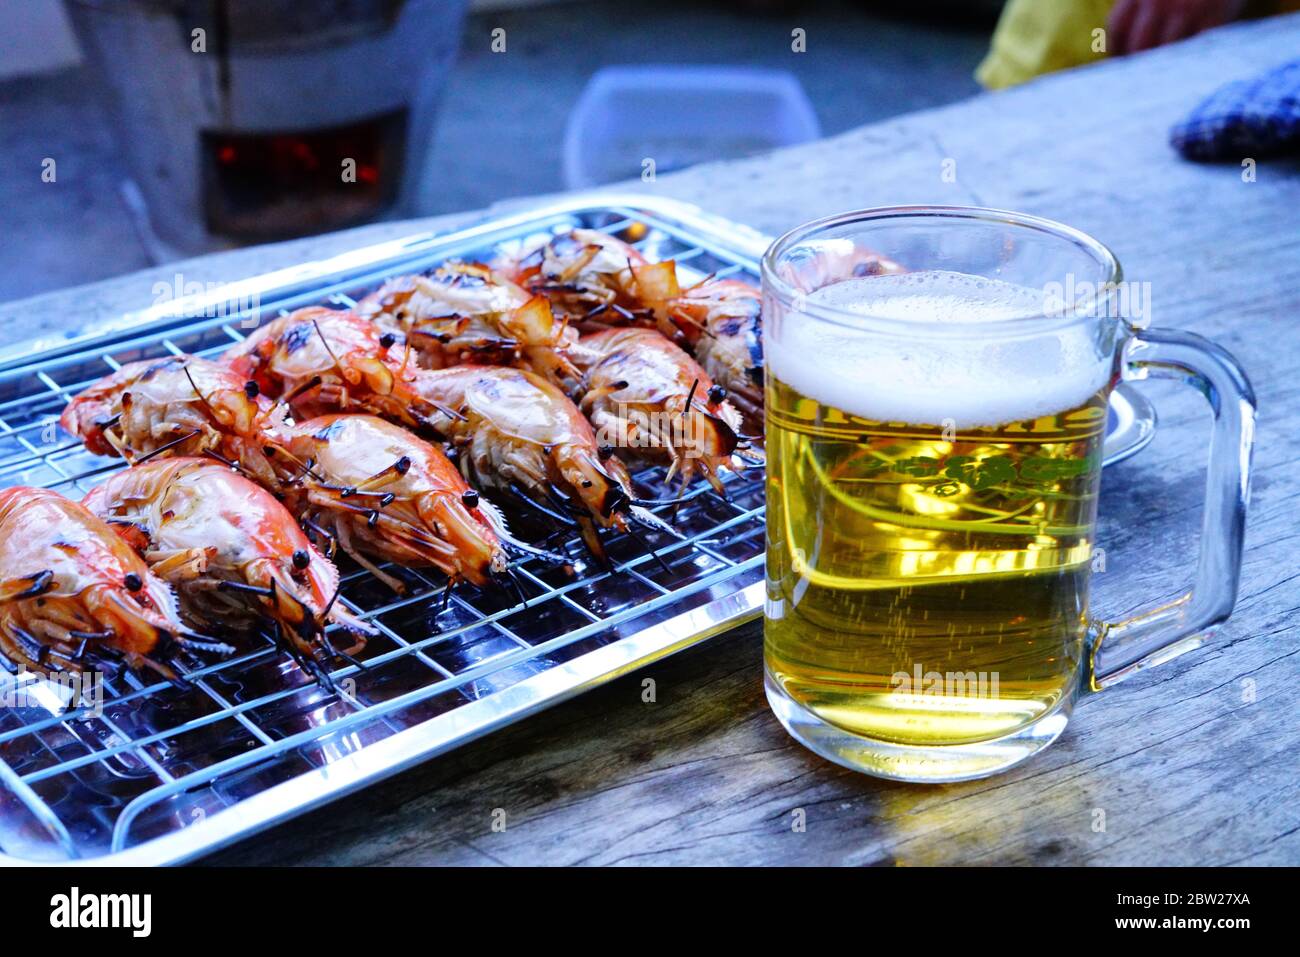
left=563, top=65, right=822, bottom=189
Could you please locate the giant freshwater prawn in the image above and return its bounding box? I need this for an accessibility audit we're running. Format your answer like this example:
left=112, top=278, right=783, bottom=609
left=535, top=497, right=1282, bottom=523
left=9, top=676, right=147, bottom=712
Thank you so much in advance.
left=31, top=228, right=771, bottom=687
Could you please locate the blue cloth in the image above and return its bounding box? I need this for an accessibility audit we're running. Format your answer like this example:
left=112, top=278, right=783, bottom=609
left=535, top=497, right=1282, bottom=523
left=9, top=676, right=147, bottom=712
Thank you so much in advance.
left=1171, top=58, right=1300, bottom=161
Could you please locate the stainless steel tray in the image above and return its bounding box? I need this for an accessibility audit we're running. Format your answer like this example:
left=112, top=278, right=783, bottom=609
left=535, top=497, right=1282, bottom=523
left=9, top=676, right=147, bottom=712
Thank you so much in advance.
left=0, top=195, right=1155, bottom=865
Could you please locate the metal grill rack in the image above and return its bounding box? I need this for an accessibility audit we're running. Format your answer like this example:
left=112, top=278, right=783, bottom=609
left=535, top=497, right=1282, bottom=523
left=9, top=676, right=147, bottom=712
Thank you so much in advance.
left=0, top=197, right=772, bottom=865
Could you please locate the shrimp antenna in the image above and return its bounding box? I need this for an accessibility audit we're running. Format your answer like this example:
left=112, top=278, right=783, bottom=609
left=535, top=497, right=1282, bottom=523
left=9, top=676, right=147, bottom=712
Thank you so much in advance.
left=268, top=446, right=324, bottom=485
left=546, top=482, right=585, bottom=515
left=279, top=374, right=325, bottom=406
left=406, top=375, right=466, bottom=424
left=300, top=652, right=338, bottom=692
left=134, top=429, right=203, bottom=464
left=296, top=456, right=328, bottom=483
left=182, top=363, right=219, bottom=418
left=475, top=493, right=571, bottom=565
left=311, top=317, right=344, bottom=374
left=490, top=566, right=530, bottom=609
left=508, top=568, right=531, bottom=608
left=623, top=523, right=674, bottom=577
left=258, top=621, right=336, bottom=690
left=506, top=482, right=578, bottom=527
left=322, top=635, right=368, bottom=672
left=418, top=402, right=468, bottom=426
left=320, top=581, right=343, bottom=619
left=606, top=483, right=702, bottom=513
left=670, top=311, right=714, bottom=339
left=682, top=379, right=700, bottom=421
left=216, top=580, right=275, bottom=598
left=202, top=449, right=249, bottom=475
left=303, top=518, right=338, bottom=555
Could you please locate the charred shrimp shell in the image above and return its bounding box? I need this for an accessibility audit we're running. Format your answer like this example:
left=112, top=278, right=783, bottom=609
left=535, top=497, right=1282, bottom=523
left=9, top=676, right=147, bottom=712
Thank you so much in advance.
left=83, top=458, right=371, bottom=679
left=572, top=328, right=750, bottom=493
left=222, top=306, right=436, bottom=430
left=667, top=277, right=764, bottom=422
left=356, top=262, right=579, bottom=384
left=60, top=355, right=289, bottom=487
left=500, top=228, right=660, bottom=326
left=281, top=414, right=512, bottom=594
left=411, top=364, right=680, bottom=561
left=0, top=487, right=232, bottom=682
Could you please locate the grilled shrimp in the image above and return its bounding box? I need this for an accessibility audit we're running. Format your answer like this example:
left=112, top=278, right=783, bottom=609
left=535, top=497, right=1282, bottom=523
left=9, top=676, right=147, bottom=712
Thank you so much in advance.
left=0, top=487, right=232, bottom=681
left=282, top=415, right=507, bottom=593
left=356, top=262, right=579, bottom=383
left=666, top=278, right=764, bottom=421
left=222, top=307, right=435, bottom=429
left=501, top=228, right=667, bottom=324
left=831, top=247, right=905, bottom=280
left=83, top=459, right=371, bottom=676
left=572, top=328, right=746, bottom=493
left=411, top=365, right=676, bottom=561
left=787, top=245, right=906, bottom=288
left=60, top=355, right=289, bottom=487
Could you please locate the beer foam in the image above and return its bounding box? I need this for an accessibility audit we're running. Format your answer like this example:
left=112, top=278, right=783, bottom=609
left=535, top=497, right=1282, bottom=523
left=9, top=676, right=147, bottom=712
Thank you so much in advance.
left=769, top=271, right=1111, bottom=428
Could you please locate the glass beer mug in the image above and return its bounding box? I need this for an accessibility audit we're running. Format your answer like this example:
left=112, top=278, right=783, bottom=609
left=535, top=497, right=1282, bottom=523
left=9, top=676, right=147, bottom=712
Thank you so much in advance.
left=761, top=207, right=1255, bottom=782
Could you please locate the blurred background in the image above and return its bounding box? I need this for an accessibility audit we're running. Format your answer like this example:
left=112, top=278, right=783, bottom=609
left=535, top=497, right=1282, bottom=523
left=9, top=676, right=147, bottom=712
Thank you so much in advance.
left=0, top=0, right=1000, bottom=302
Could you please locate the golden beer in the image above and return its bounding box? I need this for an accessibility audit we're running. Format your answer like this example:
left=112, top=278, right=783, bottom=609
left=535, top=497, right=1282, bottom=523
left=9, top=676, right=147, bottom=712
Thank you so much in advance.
left=764, top=271, right=1111, bottom=748
left=762, top=208, right=1255, bottom=783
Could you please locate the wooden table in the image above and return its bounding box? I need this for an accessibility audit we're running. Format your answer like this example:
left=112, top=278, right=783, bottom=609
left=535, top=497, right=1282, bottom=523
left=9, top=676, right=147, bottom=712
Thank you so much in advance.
left=10, top=16, right=1300, bottom=866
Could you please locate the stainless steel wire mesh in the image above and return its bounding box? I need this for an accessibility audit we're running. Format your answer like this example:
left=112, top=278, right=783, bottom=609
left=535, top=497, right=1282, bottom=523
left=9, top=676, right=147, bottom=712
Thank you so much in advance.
left=0, top=202, right=768, bottom=863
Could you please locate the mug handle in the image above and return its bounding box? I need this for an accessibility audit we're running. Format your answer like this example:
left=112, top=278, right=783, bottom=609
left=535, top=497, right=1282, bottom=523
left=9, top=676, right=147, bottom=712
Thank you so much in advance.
left=1088, top=327, right=1257, bottom=691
